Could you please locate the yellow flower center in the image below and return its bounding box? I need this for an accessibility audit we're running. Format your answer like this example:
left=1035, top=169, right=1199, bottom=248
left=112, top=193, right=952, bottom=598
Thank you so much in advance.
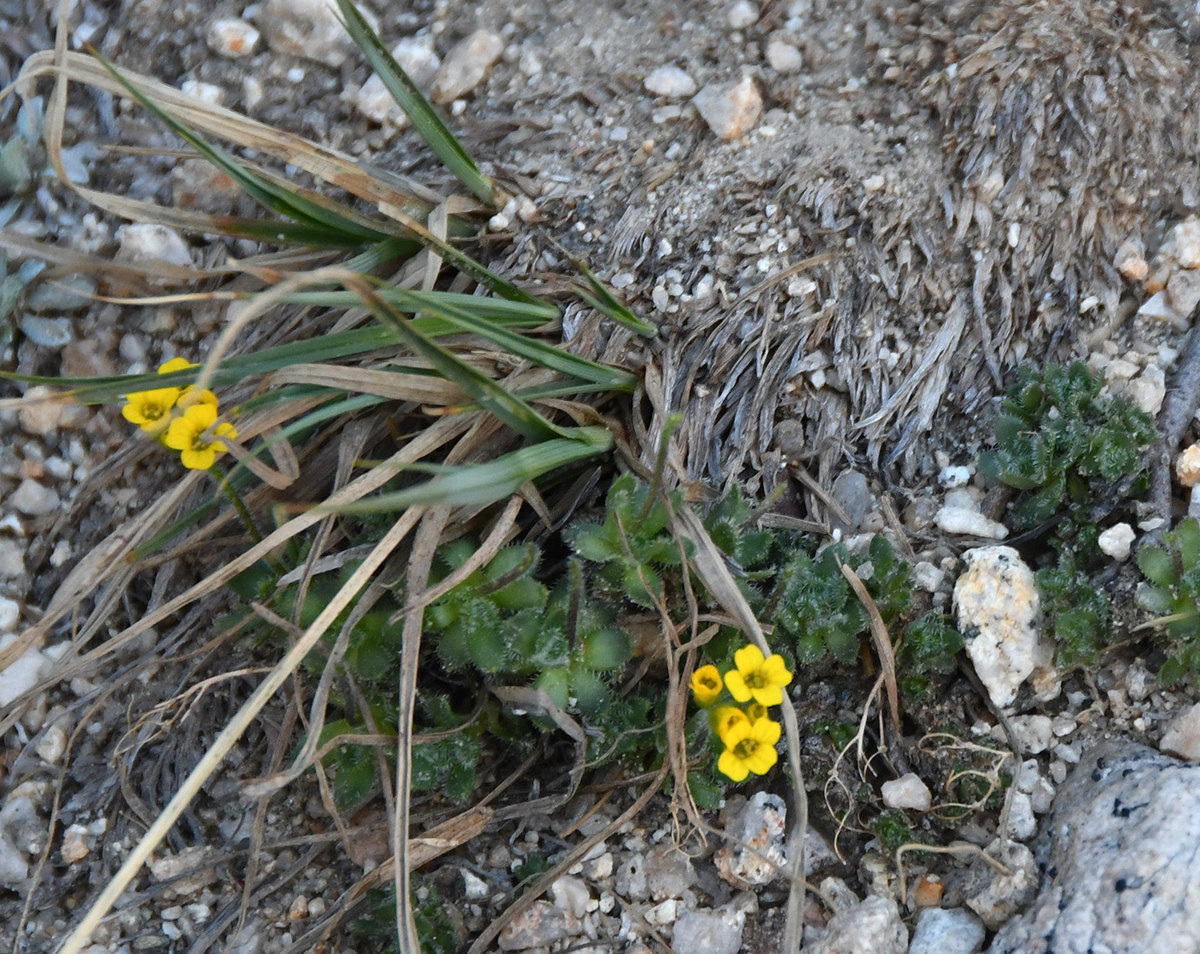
left=744, top=670, right=766, bottom=690
left=733, top=737, right=762, bottom=760
left=699, top=673, right=719, bottom=692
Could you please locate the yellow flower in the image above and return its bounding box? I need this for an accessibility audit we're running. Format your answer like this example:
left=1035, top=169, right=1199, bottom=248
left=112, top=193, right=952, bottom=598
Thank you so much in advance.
left=122, top=383, right=183, bottom=436
left=690, top=665, right=724, bottom=707
left=724, top=644, right=793, bottom=707
left=157, top=357, right=195, bottom=375
left=744, top=701, right=768, bottom=723
left=163, top=402, right=238, bottom=470
left=717, top=716, right=782, bottom=782
left=712, top=705, right=750, bottom=743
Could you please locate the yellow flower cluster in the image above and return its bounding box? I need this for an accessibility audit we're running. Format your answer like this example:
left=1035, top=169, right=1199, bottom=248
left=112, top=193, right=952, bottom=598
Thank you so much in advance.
left=689, top=644, right=793, bottom=783
left=122, top=358, right=238, bottom=470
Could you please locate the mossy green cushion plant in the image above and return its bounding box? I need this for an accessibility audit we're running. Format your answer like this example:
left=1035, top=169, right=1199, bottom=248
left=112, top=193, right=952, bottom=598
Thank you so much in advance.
left=1137, top=516, right=1200, bottom=683
left=979, top=360, right=1155, bottom=530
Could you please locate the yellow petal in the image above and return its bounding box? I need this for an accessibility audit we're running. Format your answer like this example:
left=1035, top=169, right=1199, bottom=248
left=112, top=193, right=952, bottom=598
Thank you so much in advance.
left=158, top=357, right=195, bottom=374
left=718, top=748, right=750, bottom=782
left=733, top=644, right=765, bottom=675
left=762, top=654, right=794, bottom=686
left=750, top=683, right=784, bottom=707
left=724, top=670, right=752, bottom=703
left=743, top=741, right=778, bottom=776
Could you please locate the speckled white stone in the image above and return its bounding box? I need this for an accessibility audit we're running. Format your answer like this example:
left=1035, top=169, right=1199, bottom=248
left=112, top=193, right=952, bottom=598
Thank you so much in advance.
left=953, top=546, right=1052, bottom=709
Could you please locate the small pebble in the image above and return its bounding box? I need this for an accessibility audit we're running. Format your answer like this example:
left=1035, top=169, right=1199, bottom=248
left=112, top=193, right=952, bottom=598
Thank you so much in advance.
left=61, top=824, right=91, bottom=864
left=1114, top=237, right=1148, bottom=283
left=259, top=0, right=364, bottom=67
left=908, top=907, right=987, bottom=954
left=116, top=223, right=193, bottom=269
left=807, top=895, right=908, bottom=954
left=881, top=773, right=932, bottom=812
left=692, top=75, right=763, bottom=140
left=497, top=901, right=580, bottom=951
left=431, top=30, right=503, bottom=104
left=1171, top=216, right=1200, bottom=269
left=1159, top=701, right=1200, bottom=761
left=1097, top=523, right=1135, bottom=560
left=765, top=36, right=803, bottom=73
left=935, top=506, right=1009, bottom=540
left=672, top=908, right=745, bottom=954
left=10, top=478, right=59, bottom=517
left=0, top=634, right=49, bottom=707
left=644, top=66, right=698, bottom=99
left=19, top=316, right=72, bottom=348
left=727, top=0, right=759, bottom=29
left=206, top=18, right=260, bottom=58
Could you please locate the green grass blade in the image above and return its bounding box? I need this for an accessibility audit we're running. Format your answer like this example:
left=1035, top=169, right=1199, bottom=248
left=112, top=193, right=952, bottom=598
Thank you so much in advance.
left=374, top=283, right=637, bottom=391
left=91, top=50, right=395, bottom=245
left=354, top=281, right=568, bottom=442
left=572, top=259, right=658, bottom=338
left=334, top=0, right=496, bottom=207
left=318, top=433, right=613, bottom=514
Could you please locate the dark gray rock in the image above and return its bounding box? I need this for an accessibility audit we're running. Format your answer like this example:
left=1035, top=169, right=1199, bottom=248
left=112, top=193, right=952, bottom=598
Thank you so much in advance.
left=988, top=741, right=1200, bottom=953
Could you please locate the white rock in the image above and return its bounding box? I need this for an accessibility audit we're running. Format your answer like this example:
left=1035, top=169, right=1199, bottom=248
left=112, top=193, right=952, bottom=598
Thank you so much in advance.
left=643, top=65, right=698, bottom=100
left=351, top=75, right=411, bottom=128
left=391, top=35, right=442, bottom=89
left=0, top=597, right=19, bottom=632
left=0, top=634, right=49, bottom=707
left=431, top=30, right=503, bottom=104
left=1005, top=715, right=1054, bottom=755
left=1168, top=268, right=1200, bottom=317
left=954, top=547, right=1051, bottom=709
left=1095, top=522, right=1135, bottom=560
left=1160, top=701, right=1200, bottom=761
left=965, top=840, right=1037, bottom=930
left=806, top=895, right=908, bottom=954
left=0, top=793, right=40, bottom=882
left=1114, top=237, right=1148, bottom=283
left=935, top=506, right=1009, bottom=539
left=765, top=36, right=803, bottom=73
left=206, top=18, right=260, bottom=58
left=881, top=773, right=932, bottom=811
left=35, top=721, right=67, bottom=765
left=692, top=75, right=763, bottom=140
left=117, top=223, right=193, bottom=269
left=10, top=478, right=59, bottom=517
left=61, top=823, right=91, bottom=864
left=550, top=875, right=590, bottom=919
left=180, top=80, right=223, bottom=106
left=1171, top=216, right=1200, bottom=268
left=672, top=908, right=745, bottom=954
left=727, top=0, right=759, bottom=28
left=461, top=868, right=489, bottom=900
left=1134, top=365, right=1168, bottom=415
left=938, top=465, right=972, bottom=488
left=907, top=907, right=987, bottom=954
left=0, top=539, right=26, bottom=579
left=18, top=385, right=70, bottom=436
left=19, top=316, right=72, bottom=347
left=1178, top=444, right=1200, bottom=488
left=1136, top=290, right=1187, bottom=328
left=715, top=792, right=787, bottom=888
left=1006, top=791, right=1037, bottom=840
left=259, top=0, right=367, bottom=67
left=645, top=898, right=678, bottom=926
left=912, top=561, right=947, bottom=593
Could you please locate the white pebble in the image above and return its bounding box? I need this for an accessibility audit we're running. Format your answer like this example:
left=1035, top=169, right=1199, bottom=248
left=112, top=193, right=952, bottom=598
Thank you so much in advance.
left=117, top=223, right=193, bottom=269
left=954, top=547, right=1052, bottom=709
left=10, top=478, right=59, bottom=517
left=461, top=868, right=490, bottom=901
left=431, top=30, right=503, bottom=104
left=692, top=75, right=763, bottom=140
left=1097, top=523, right=1135, bottom=560
left=259, top=0, right=365, bottom=67
left=881, top=773, right=932, bottom=811
left=765, top=37, right=803, bottom=73
left=206, top=18, right=260, bottom=58
left=938, top=465, right=971, bottom=488
left=1171, top=216, right=1200, bottom=269
left=0, top=634, right=49, bottom=707
left=180, top=81, right=224, bottom=106
left=1160, top=701, right=1200, bottom=761
left=727, top=0, right=759, bottom=28
left=935, top=506, right=1008, bottom=539
left=0, top=597, right=18, bottom=631
left=652, top=285, right=670, bottom=311
left=644, top=66, right=697, bottom=100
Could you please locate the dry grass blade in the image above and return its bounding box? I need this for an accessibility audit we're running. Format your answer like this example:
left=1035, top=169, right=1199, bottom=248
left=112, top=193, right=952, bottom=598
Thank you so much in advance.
left=671, top=505, right=809, bottom=953
left=56, top=505, right=426, bottom=954
left=840, top=561, right=900, bottom=730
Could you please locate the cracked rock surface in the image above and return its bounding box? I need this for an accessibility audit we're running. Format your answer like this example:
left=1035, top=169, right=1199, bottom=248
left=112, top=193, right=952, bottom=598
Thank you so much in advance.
left=988, top=741, right=1200, bottom=954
